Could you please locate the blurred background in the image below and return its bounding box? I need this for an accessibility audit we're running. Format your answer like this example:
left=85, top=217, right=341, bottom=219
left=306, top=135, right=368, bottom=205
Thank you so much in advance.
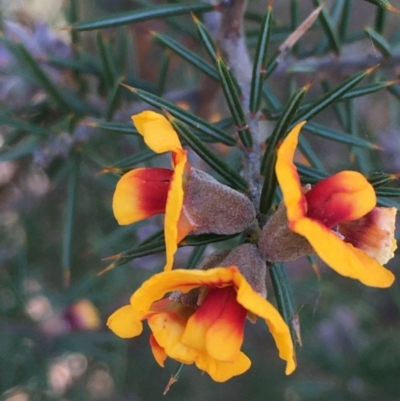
left=1, top=0, right=400, bottom=400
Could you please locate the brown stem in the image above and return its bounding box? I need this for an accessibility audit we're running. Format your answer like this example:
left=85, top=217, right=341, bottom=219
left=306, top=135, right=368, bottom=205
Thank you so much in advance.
left=215, top=0, right=262, bottom=207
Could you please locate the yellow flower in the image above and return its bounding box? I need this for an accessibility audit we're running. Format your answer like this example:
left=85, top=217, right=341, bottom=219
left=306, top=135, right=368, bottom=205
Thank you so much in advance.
left=274, top=121, right=395, bottom=288
left=65, top=299, right=101, bottom=331
left=107, top=266, right=295, bottom=382
left=112, top=111, right=256, bottom=271
left=113, top=111, right=189, bottom=271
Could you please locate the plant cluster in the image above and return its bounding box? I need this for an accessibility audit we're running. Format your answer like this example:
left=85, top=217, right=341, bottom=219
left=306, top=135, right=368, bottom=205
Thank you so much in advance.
left=2, top=0, right=400, bottom=400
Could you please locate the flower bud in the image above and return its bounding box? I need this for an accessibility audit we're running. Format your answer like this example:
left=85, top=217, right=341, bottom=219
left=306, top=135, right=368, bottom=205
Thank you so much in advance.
left=217, top=244, right=267, bottom=298
left=182, top=168, right=257, bottom=236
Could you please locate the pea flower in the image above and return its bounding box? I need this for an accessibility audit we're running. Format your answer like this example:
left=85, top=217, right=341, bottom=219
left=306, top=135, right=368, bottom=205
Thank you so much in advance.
left=64, top=299, right=101, bottom=331
left=107, top=244, right=295, bottom=382
left=259, top=121, right=396, bottom=288
left=112, top=111, right=256, bottom=270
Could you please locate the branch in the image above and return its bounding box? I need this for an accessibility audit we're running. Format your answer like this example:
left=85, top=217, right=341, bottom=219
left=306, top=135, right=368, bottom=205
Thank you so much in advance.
left=271, top=51, right=396, bottom=77
left=216, top=0, right=262, bottom=208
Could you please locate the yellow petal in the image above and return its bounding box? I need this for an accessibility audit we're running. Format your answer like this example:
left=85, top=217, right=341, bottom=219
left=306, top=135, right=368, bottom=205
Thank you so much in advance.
left=129, top=267, right=239, bottom=318
left=234, top=273, right=296, bottom=375
left=275, top=121, right=308, bottom=223
left=293, top=217, right=395, bottom=288
left=195, top=351, right=251, bottom=382
left=132, top=111, right=182, bottom=154
left=149, top=334, right=168, bottom=367
left=205, top=293, right=247, bottom=362
left=147, top=304, right=198, bottom=364
left=107, top=305, right=143, bottom=338
left=164, top=149, right=188, bottom=270
left=69, top=299, right=101, bottom=331
left=130, top=111, right=190, bottom=271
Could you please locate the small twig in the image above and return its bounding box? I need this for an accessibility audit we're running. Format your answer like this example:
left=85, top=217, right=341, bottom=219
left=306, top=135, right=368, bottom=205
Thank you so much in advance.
left=277, top=4, right=324, bottom=64
left=272, top=51, right=394, bottom=77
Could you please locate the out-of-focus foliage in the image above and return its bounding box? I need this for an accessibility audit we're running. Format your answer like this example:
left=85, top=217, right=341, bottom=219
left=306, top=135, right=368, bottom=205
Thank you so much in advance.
left=1, top=0, right=400, bottom=400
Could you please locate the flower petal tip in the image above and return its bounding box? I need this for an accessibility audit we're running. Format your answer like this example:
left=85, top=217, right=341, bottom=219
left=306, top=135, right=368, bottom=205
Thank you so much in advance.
left=107, top=305, right=143, bottom=338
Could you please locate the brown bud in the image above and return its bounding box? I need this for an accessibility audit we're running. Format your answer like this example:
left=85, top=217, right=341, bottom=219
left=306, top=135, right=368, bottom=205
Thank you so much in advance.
left=258, top=202, right=314, bottom=262
left=182, top=168, right=257, bottom=235
left=218, top=244, right=267, bottom=298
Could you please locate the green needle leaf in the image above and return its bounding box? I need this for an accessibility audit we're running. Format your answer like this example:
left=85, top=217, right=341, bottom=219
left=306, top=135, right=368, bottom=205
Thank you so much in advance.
left=105, top=77, right=125, bottom=121
left=375, top=187, right=400, bottom=197
left=3, top=38, right=98, bottom=116
left=294, top=66, right=377, bottom=124
left=122, top=85, right=236, bottom=146
left=216, top=54, right=253, bottom=148
left=186, top=245, right=207, bottom=268
left=312, top=0, right=341, bottom=55
left=375, top=6, right=387, bottom=34
left=377, top=197, right=400, bottom=208
left=268, top=81, right=396, bottom=121
left=338, top=0, right=354, bottom=42
left=0, top=138, right=39, bottom=162
left=296, top=162, right=328, bottom=185
left=192, top=13, right=217, bottom=63
left=101, top=233, right=240, bottom=272
left=269, top=263, right=300, bottom=349
left=4, top=39, right=74, bottom=113
left=261, top=83, right=310, bottom=172
left=262, top=84, right=283, bottom=112
left=362, top=0, right=400, bottom=14
left=0, top=113, right=53, bottom=136
left=259, top=83, right=310, bottom=214
left=62, top=152, right=81, bottom=288
left=110, top=149, right=157, bottom=169
left=152, top=32, right=218, bottom=81
left=303, top=122, right=378, bottom=149
left=250, top=5, right=273, bottom=113
left=46, top=54, right=103, bottom=76
left=93, top=121, right=139, bottom=135
left=156, top=50, right=171, bottom=96
left=365, top=26, right=392, bottom=58
left=368, top=172, right=400, bottom=188
left=96, top=32, right=120, bottom=90
left=164, top=364, right=185, bottom=395
left=341, top=80, right=397, bottom=100
left=71, top=3, right=214, bottom=31
left=170, top=118, right=248, bottom=191
left=298, top=135, right=326, bottom=172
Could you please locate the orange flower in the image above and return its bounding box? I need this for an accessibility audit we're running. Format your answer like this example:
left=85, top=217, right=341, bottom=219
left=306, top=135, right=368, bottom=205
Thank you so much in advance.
left=112, top=111, right=256, bottom=271
left=113, top=111, right=189, bottom=271
left=107, top=266, right=295, bottom=382
left=64, top=299, right=101, bottom=331
left=274, top=121, right=396, bottom=288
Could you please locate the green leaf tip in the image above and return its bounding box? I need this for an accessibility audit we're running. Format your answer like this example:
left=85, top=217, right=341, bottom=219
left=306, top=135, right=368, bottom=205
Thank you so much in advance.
left=121, top=82, right=137, bottom=93
left=191, top=12, right=200, bottom=24
left=366, top=0, right=400, bottom=13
